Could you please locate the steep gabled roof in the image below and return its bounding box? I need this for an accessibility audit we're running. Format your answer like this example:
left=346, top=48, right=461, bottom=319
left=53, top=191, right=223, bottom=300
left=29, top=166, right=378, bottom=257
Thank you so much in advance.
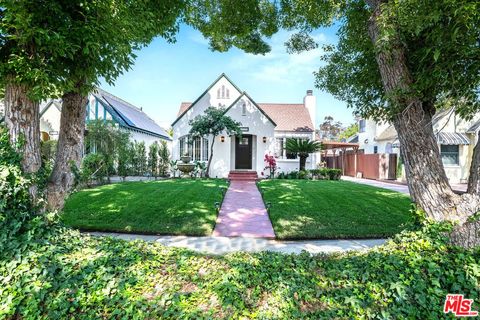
left=258, top=103, right=314, bottom=132
left=93, top=88, right=171, bottom=140
left=40, top=100, right=62, bottom=116
left=171, top=73, right=243, bottom=126
left=176, top=100, right=314, bottom=132
left=40, top=89, right=171, bottom=140
left=224, top=92, right=277, bottom=127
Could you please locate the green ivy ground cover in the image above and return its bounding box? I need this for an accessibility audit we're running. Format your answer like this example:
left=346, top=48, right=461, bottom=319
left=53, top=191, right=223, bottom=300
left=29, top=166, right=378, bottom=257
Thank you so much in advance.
left=1, top=220, right=479, bottom=319
left=258, top=180, right=413, bottom=239
left=61, top=179, right=228, bottom=236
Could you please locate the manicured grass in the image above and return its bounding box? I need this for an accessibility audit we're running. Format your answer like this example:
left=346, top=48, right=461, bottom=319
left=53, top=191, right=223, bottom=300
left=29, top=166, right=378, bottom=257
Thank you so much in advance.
left=62, top=179, right=228, bottom=236
left=257, top=179, right=413, bottom=239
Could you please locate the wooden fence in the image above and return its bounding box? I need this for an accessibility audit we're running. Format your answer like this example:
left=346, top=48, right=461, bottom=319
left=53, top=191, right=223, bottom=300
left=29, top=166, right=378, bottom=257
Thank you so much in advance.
left=325, top=152, right=397, bottom=180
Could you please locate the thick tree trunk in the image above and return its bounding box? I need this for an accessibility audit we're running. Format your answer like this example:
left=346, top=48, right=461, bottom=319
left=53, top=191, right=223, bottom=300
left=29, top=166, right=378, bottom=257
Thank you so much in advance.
left=4, top=81, right=42, bottom=174
left=392, top=105, right=461, bottom=221
left=206, top=136, right=215, bottom=178
left=467, top=131, right=480, bottom=194
left=4, top=81, right=42, bottom=200
left=366, top=0, right=480, bottom=237
left=47, top=91, right=87, bottom=210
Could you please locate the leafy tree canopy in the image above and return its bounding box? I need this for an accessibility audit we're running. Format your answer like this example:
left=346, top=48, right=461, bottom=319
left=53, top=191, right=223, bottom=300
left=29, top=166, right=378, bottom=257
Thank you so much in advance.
left=279, top=0, right=480, bottom=121
left=189, top=106, right=242, bottom=138
left=0, top=0, right=279, bottom=99
left=338, top=122, right=359, bottom=141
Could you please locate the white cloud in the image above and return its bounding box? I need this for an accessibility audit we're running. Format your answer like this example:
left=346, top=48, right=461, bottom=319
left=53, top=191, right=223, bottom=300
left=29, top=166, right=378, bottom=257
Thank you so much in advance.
left=230, top=31, right=327, bottom=83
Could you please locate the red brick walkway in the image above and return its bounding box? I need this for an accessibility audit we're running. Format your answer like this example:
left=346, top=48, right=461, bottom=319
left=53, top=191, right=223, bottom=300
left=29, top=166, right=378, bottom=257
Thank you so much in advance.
left=213, top=181, right=275, bottom=238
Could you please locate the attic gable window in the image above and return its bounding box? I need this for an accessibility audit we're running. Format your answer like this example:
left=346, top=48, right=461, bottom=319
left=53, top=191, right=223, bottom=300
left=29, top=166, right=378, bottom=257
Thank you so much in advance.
left=217, top=85, right=230, bottom=99
left=242, top=103, right=247, bottom=116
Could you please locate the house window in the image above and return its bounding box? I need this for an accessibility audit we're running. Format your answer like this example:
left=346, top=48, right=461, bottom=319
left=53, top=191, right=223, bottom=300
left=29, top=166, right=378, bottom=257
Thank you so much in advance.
left=226, top=88, right=230, bottom=99
left=275, top=138, right=284, bottom=158
left=239, top=137, right=249, bottom=145
left=242, top=103, right=247, bottom=116
left=179, top=136, right=186, bottom=156
left=180, top=135, right=209, bottom=161
left=193, top=136, right=201, bottom=161
left=359, top=119, right=366, bottom=133
left=373, top=146, right=378, bottom=154
left=202, top=138, right=209, bottom=161
left=221, top=85, right=225, bottom=99
left=441, top=145, right=459, bottom=165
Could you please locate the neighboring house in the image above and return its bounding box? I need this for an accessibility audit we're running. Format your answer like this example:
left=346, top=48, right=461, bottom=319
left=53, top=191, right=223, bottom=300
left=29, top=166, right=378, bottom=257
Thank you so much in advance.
left=40, top=88, right=171, bottom=149
left=171, top=73, right=317, bottom=178
left=358, top=109, right=480, bottom=184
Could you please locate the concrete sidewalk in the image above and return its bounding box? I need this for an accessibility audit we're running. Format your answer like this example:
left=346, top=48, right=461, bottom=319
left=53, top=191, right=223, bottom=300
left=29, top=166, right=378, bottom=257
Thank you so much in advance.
left=88, top=232, right=386, bottom=255
left=341, top=176, right=410, bottom=194
left=341, top=176, right=467, bottom=195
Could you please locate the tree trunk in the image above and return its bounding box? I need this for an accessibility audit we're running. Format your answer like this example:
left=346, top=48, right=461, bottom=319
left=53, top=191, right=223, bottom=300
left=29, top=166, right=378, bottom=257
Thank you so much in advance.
left=206, top=136, right=215, bottom=178
left=467, top=131, right=480, bottom=194
left=4, top=81, right=42, bottom=199
left=392, top=104, right=462, bottom=221
left=366, top=0, right=480, bottom=229
left=47, top=91, right=88, bottom=210
left=299, top=155, right=307, bottom=171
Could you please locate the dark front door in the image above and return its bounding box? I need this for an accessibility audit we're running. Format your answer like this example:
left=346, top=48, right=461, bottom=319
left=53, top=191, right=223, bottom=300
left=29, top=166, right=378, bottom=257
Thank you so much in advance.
left=235, top=135, right=252, bottom=169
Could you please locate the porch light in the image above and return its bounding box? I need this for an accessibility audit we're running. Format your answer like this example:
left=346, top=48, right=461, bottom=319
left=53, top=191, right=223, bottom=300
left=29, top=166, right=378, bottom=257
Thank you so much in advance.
left=263, top=136, right=267, bottom=143
left=221, top=136, right=225, bottom=142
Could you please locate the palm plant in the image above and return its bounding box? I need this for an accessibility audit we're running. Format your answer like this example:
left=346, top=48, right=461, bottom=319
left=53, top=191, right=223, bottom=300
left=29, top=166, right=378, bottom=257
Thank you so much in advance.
left=285, top=139, right=323, bottom=171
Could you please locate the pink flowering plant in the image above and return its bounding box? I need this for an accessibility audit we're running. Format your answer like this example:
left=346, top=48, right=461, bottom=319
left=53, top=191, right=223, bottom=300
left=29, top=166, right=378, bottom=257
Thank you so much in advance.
left=263, top=154, right=278, bottom=179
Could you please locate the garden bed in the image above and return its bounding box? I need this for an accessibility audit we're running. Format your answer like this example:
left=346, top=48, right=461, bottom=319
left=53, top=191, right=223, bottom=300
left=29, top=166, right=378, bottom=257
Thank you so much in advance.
left=257, top=179, right=413, bottom=239
left=61, top=179, right=228, bottom=236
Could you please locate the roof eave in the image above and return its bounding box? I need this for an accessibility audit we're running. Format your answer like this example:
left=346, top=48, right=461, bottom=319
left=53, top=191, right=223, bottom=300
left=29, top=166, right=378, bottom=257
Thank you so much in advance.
left=171, top=73, right=243, bottom=127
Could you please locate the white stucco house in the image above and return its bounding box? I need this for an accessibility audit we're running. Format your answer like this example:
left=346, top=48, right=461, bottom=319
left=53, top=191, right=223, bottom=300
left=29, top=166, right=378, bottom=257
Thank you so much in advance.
left=171, top=73, right=318, bottom=178
left=40, top=88, right=171, bottom=149
left=358, top=108, right=480, bottom=184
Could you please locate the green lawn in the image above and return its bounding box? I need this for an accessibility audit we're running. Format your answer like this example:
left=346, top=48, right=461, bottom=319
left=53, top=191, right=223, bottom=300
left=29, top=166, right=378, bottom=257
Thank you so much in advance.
left=257, top=180, right=413, bottom=239
left=62, top=179, right=228, bottom=236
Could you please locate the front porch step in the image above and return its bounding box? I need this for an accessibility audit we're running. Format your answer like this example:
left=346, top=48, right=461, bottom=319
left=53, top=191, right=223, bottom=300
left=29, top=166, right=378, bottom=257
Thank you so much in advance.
left=228, top=171, right=258, bottom=181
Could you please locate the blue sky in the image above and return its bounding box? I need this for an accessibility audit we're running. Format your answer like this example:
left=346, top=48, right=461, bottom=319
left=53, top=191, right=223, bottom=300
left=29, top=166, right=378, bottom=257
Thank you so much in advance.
left=100, top=24, right=356, bottom=129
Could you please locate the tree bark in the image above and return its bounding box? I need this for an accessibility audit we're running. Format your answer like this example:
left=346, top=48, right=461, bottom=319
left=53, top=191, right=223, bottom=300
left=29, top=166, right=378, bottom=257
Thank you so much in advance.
left=299, top=155, right=307, bottom=171
left=366, top=0, right=480, bottom=227
left=4, top=81, right=42, bottom=200
left=467, top=131, right=480, bottom=194
left=449, top=220, right=480, bottom=249
left=206, top=136, right=215, bottom=178
left=47, top=91, right=88, bottom=210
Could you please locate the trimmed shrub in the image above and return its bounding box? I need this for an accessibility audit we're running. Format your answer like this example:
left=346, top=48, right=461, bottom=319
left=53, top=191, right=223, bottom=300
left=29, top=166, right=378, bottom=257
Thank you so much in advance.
left=275, top=168, right=342, bottom=180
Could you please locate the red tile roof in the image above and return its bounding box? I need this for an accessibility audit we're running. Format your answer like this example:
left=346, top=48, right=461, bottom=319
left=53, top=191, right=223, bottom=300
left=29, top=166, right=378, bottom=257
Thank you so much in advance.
left=176, top=102, right=314, bottom=132
left=258, top=103, right=314, bottom=132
